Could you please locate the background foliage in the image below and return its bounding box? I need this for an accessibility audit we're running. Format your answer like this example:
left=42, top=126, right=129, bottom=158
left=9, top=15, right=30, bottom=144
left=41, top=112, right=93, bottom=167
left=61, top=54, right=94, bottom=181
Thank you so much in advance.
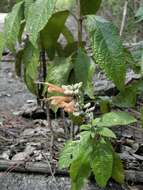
left=101, top=0, right=143, bottom=42
left=1, top=0, right=142, bottom=42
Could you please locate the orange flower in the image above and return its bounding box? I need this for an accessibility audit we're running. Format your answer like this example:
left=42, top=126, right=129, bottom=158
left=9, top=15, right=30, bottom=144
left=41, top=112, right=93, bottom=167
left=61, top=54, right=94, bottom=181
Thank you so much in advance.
left=63, top=101, right=75, bottom=113
left=49, top=96, right=72, bottom=104
left=49, top=96, right=75, bottom=113
left=47, top=83, right=64, bottom=94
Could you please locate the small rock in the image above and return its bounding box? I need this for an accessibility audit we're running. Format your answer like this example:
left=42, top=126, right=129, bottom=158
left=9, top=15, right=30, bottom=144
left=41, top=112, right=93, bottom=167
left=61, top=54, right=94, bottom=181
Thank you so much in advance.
left=27, top=99, right=36, bottom=104
left=56, top=127, right=65, bottom=134
left=12, top=111, right=22, bottom=116
left=0, top=150, right=10, bottom=160
left=25, top=144, right=36, bottom=155
left=12, top=152, right=28, bottom=161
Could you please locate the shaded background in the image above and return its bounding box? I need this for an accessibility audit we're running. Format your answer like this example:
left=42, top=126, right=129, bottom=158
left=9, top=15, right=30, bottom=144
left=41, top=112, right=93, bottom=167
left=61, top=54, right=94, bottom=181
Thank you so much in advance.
left=0, top=0, right=143, bottom=41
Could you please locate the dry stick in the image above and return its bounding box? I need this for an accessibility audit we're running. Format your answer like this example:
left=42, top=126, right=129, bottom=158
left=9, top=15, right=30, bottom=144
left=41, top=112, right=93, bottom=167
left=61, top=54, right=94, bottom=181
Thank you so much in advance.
left=42, top=153, right=59, bottom=190
left=37, top=56, right=43, bottom=106
left=61, top=109, right=69, bottom=139
left=120, top=1, right=128, bottom=36
left=46, top=102, right=54, bottom=157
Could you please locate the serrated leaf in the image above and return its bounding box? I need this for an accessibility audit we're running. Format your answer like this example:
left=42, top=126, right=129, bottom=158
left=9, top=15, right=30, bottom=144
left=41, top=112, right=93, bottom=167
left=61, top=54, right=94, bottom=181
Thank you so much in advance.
left=113, top=87, right=137, bottom=108
left=113, top=79, right=143, bottom=108
left=23, top=42, right=39, bottom=94
left=80, top=0, right=101, bottom=15
left=26, top=0, right=56, bottom=46
left=86, top=16, right=126, bottom=91
left=4, top=1, right=24, bottom=52
left=96, top=111, right=137, bottom=127
left=80, top=124, right=91, bottom=131
left=73, top=48, right=95, bottom=98
left=59, top=141, right=77, bottom=169
left=0, top=32, right=4, bottom=60
left=91, top=140, right=113, bottom=187
left=59, top=130, right=91, bottom=170
left=112, top=153, right=124, bottom=184
left=46, top=57, right=73, bottom=86
left=40, top=10, right=69, bottom=60
left=70, top=149, right=91, bottom=190
left=24, top=0, right=35, bottom=19
left=97, top=127, right=116, bottom=138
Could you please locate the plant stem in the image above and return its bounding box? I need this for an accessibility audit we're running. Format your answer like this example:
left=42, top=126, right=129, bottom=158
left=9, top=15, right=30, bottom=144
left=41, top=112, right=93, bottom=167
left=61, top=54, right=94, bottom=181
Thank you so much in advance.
left=46, top=101, right=54, bottom=156
left=37, top=50, right=47, bottom=106
left=37, top=54, right=43, bottom=106
left=41, top=50, right=47, bottom=82
left=76, top=0, right=83, bottom=48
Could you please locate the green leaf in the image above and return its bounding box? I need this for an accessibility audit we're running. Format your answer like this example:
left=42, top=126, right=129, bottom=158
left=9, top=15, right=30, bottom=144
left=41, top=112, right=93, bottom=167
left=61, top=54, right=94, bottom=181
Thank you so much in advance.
left=0, top=32, right=4, bottom=60
left=113, top=79, right=143, bottom=108
left=80, top=0, right=101, bottom=15
left=112, top=153, right=124, bottom=184
left=91, top=140, right=113, bottom=187
left=95, top=111, right=137, bottom=127
left=56, top=0, right=75, bottom=11
left=62, top=25, right=74, bottom=44
left=59, top=141, right=77, bottom=169
left=70, top=150, right=91, bottom=190
left=73, top=49, right=95, bottom=98
left=135, top=6, right=143, bottom=22
left=97, top=127, right=116, bottom=138
left=55, top=42, right=64, bottom=57
left=26, top=0, right=56, bottom=46
left=86, top=16, right=126, bottom=91
left=69, top=113, right=85, bottom=125
left=23, top=42, right=39, bottom=94
left=46, top=57, right=72, bottom=86
left=59, top=130, right=91, bottom=170
left=80, top=124, right=91, bottom=131
left=63, top=42, right=78, bottom=57
left=24, top=0, right=35, bottom=19
left=113, top=87, right=137, bottom=108
left=4, top=1, right=24, bottom=52
left=40, top=10, right=69, bottom=60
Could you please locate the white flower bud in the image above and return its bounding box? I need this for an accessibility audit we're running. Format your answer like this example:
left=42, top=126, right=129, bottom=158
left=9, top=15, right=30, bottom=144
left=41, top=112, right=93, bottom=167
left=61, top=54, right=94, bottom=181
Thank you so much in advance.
left=73, top=112, right=81, bottom=117
left=75, top=103, right=78, bottom=107
left=74, top=89, right=79, bottom=95
left=84, top=103, right=91, bottom=109
left=64, top=90, right=74, bottom=95
left=86, top=106, right=95, bottom=113
left=73, top=82, right=83, bottom=90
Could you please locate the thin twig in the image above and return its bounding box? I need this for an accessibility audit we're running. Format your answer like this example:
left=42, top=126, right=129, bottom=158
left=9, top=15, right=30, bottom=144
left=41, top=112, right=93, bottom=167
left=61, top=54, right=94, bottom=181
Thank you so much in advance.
left=42, top=153, right=59, bottom=190
left=61, top=109, right=69, bottom=139
left=120, top=1, right=128, bottom=36
left=46, top=102, right=54, bottom=156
